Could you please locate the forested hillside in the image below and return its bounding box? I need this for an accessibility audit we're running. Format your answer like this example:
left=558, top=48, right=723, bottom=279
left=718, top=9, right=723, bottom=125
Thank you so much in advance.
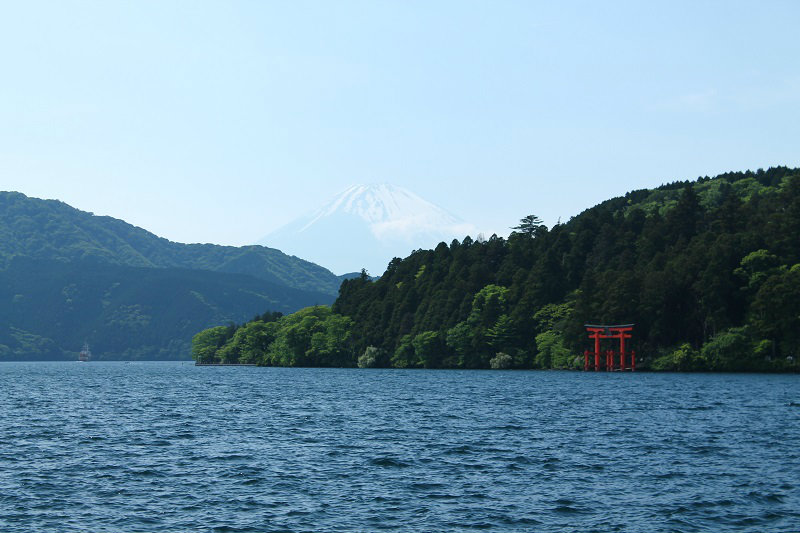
left=0, top=192, right=346, bottom=295
left=0, top=191, right=346, bottom=360
left=194, top=167, right=800, bottom=371
left=0, top=258, right=330, bottom=360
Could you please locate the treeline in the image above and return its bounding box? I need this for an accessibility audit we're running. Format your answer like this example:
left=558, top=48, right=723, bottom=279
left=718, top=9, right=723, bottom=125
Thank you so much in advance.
left=193, top=167, right=800, bottom=371
left=191, top=307, right=356, bottom=366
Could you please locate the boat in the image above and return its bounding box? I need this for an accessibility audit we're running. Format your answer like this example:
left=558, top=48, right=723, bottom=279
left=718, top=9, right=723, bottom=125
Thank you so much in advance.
left=78, top=342, right=91, bottom=362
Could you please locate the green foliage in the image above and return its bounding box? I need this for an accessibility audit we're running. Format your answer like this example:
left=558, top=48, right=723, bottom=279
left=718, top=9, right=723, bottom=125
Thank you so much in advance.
left=0, top=191, right=354, bottom=360
left=391, top=334, right=417, bottom=368
left=489, top=352, right=514, bottom=369
left=412, top=330, right=443, bottom=368
left=511, top=214, right=548, bottom=238
left=6, top=327, right=61, bottom=360
left=0, top=192, right=345, bottom=296
left=534, top=331, right=573, bottom=369
left=263, top=306, right=354, bottom=367
left=650, top=343, right=705, bottom=371
left=191, top=326, right=232, bottom=364
left=221, top=320, right=280, bottom=364
left=487, top=314, right=515, bottom=352
left=749, top=264, right=800, bottom=358
left=734, top=249, right=781, bottom=293
left=533, top=301, right=573, bottom=332
left=469, top=285, right=509, bottom=328
left=191, top=306, right=355, bottom=367
left=328, top=166, right=800, bottom=372
left=0, top=258, right=316, bottom=360
left=358, top=345, right=382, bottom=368
left=445, top=322, right=473, bottom=368
left=701, top=327, right=757, bottom=371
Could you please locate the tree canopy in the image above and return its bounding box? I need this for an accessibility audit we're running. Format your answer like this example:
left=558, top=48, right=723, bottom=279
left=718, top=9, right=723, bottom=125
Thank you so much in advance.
left=193, top=167, right=800, bottom=372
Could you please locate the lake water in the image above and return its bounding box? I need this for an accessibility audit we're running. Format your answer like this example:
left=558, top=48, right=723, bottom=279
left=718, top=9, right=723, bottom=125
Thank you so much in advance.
left=1, top=362, right=798, bottom=532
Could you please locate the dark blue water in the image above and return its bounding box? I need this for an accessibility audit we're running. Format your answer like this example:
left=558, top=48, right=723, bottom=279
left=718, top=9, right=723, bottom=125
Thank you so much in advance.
left=1, top=363, right=798, bottom=532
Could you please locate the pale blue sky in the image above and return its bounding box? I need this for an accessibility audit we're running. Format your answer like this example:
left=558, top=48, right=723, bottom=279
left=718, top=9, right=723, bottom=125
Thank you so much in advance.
left=1, top=1, right=798, bottom=246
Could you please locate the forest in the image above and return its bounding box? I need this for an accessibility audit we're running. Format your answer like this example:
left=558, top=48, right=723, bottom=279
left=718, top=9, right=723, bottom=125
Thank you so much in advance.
left=0, top=191, right=347, bottom=360
left=0, top=258, right=330, bottom=360
left=0, top=190, right=349, bottom=296
left=192, top=167, right=800, bottom=372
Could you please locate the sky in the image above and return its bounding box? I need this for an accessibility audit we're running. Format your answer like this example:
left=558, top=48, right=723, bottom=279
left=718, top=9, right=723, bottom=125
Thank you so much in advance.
left=1, top=0, right=799, bottom=246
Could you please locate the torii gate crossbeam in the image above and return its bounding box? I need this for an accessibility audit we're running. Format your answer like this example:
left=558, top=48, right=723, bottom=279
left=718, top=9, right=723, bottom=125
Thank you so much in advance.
left=583, top=324, right=635, bottom=371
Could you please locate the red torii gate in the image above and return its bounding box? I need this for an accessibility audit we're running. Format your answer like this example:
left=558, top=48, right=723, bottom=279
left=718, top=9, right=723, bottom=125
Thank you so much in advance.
left=584, top=324, right=635, bottom=371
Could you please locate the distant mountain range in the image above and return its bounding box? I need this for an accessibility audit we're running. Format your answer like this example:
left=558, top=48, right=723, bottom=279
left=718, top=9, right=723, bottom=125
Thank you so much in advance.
left=258, top=184, right=477, bottom=275
left=0, top=191, right=352, bottom=360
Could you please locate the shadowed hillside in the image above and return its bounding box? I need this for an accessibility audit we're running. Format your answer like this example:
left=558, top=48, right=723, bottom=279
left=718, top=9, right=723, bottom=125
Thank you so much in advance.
left=0, top=192, right=347, bottom=360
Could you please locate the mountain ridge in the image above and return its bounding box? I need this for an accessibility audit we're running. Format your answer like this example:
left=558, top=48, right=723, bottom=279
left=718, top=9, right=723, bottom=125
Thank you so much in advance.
left=0, top=190, right=350, bottom=360
left=258, top=184, right=477, bottom=275
left=0, top=191, right=345, bottom=295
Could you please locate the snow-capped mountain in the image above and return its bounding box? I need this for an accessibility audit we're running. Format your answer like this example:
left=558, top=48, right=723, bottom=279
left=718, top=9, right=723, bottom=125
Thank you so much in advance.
left=258, top=184, right=477, bottom=275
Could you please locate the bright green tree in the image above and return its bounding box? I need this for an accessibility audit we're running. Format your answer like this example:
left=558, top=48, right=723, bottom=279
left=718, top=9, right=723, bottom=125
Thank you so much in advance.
left=190, top=326, right=230, bottom=364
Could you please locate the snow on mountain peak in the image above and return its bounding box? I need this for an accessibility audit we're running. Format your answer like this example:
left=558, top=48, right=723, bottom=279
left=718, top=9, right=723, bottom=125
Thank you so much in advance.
left=258, top=184, right=477, bottom=275
left=303, top=183, right=470, bottom=239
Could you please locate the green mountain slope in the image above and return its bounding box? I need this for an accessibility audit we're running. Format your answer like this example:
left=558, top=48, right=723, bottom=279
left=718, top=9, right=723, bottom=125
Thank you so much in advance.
left=333, top=166, right=800, bottom=370
left=0, top=191, right=343, bottom=295
left=0, top=258, right=331, bottom=360
left=0, top=191, right=351, bottom=360
left=193, top=166, right=800, bottom=371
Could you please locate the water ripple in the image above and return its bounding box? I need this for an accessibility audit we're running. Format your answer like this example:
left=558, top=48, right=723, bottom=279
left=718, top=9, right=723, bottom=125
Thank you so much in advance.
left=0, top=363, right=798, bottom=532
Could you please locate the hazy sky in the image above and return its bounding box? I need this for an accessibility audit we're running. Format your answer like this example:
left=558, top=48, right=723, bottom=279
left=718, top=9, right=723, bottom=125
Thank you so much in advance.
left=2, top=1, right=798, bottom=246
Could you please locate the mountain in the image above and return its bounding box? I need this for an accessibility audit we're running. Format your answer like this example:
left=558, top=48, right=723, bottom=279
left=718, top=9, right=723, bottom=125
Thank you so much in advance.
left=196, top=166, right=800, bottom=372
left=0, top=191, right=344, bottom=296
left=258, top=184, right=476, bottom=275
left=0, top=257, right=330, bottom=360
left=0, top=191, right=346, bottom=360
left=331, top=167, right=800, bottom=371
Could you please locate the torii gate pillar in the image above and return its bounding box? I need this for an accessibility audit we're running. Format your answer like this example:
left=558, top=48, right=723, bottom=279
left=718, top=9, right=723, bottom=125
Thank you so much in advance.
left=584, top=324, right=635, bottom=371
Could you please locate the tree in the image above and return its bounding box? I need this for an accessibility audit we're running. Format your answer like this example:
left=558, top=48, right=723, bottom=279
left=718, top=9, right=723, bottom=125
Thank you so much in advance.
left=238, top=166, right=800, bottom=373
left=511, top=214, right=547, bottom=238
left=445, top=321, right=472, bottom=368
left=701, top=327, right=756, bottom=371
left=190, top=326, right=230, bottom=364
left=412, top=331, right=443, bottom=368
left=734, top=249, right=781, bottom=294
left=650, top=343, right=705, bottom=371
left=307, top=312, right=355, bottom=366
left=489, top=352, right=513, bottom=369
left=750, top=265, right=800, bottom=359
left=469, top=285, right=509, bottom=328
left=391, top=334, right=416, bottom=368
left=486, top=314, right=516, bottom=352
left=666, top=184, right=703, bottom=243
left=534, top=331, right=572, bottom=369
left=358, top=346, right=382, bottom=368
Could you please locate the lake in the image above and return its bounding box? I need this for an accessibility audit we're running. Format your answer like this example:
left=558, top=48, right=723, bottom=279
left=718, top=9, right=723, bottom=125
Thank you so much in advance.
left=1, top=362, right=798, bottom=532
